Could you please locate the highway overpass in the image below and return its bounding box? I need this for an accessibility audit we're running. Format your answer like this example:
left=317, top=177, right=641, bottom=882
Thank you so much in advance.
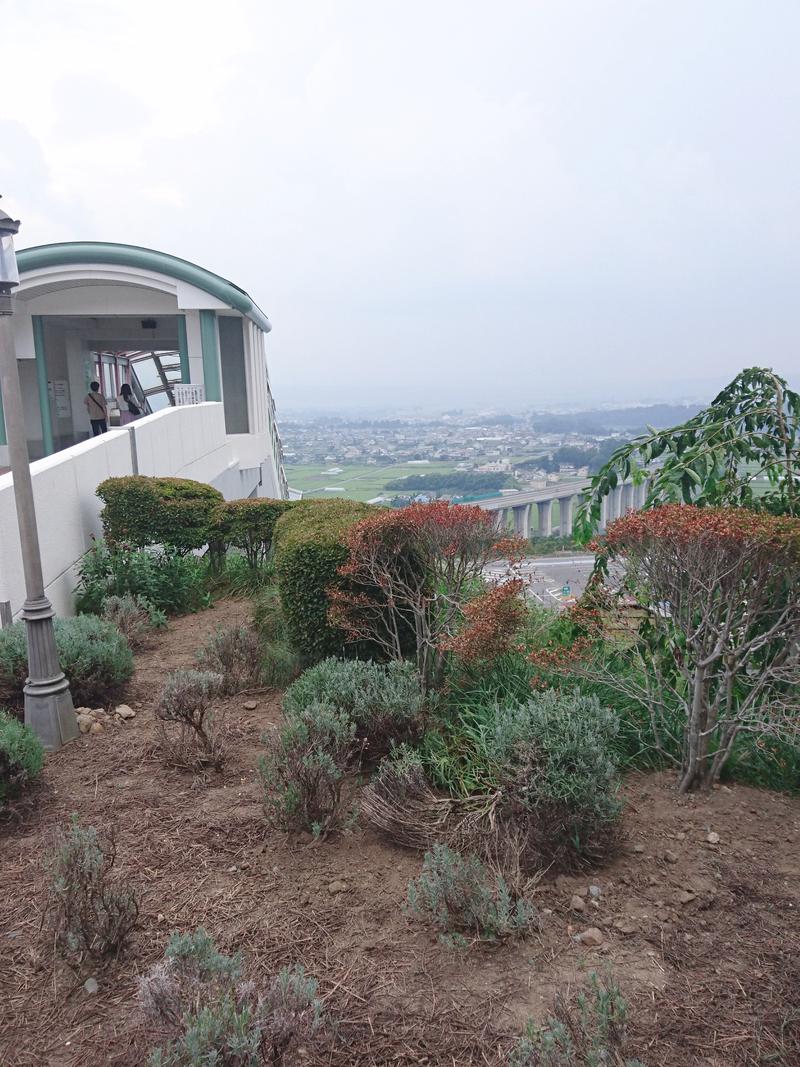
left=475, top=477, right=648, bottom=537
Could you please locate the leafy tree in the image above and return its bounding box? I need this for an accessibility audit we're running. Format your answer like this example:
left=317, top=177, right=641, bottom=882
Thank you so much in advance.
left=546, top=506, right=800, bottom=793
left=328, top=502, right=524, bottom=690
left=576, top=368, right=800, bottom=539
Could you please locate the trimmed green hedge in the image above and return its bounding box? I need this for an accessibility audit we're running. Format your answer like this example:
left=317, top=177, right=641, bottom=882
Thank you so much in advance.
left=213, top=498, right=295, bottom=568
left=273, top=499, right=373, bottom=663
left=97, top=476, right=223, bottom=554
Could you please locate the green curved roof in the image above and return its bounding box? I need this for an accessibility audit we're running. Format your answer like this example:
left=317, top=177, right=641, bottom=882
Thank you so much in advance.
left=16, top=241, right=271, bottom=333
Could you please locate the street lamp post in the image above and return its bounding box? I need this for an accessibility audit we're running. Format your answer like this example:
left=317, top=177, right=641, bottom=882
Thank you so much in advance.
left=0, top=202, right=78, bottom=750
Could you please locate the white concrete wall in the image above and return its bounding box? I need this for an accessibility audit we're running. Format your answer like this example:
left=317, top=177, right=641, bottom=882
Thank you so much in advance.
left=0, top=402, right=246, bottom=619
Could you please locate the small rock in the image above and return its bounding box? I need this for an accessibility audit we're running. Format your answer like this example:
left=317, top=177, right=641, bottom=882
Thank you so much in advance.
left=721, top=785, right=733, bottom=794
left=675, top=832, right=686, bottom=841
left=77, top=716, right=92, bottom=734
left=676, top=890, right=697, bottom=905
left=115, top=704, right=136, bottom=720
left=89, top=721, right=105, bottom=735
left=588, top=884, right=602, bottom=898
left=633, top=844, right=645, bottom=854
left=327, top=880, right=347, bottom=895
left=614, top=920, right=636, bottom=935
left=243, top=700, right=258, bottom=711
left=227, top=865, right=238, bottom=874
left=541, top=907, right=553, bottom=915
left=575, top=927, right=604, bottom=947
left=663, top=850, right=679, bottom=864
left=570, top=895, right=586, bottom=913
left=92, top=708, right=105, bottom=718
left=706, top=831, right=720, bottom=845
left=83, top=977, right=99, bottom=995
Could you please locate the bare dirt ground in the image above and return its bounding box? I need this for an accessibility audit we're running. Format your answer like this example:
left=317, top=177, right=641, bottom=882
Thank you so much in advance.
left=1, top=599, right=799, bottom=1066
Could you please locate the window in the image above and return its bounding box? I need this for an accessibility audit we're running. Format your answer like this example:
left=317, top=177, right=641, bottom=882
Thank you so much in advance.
left=218, top=316, right=249, bottom=434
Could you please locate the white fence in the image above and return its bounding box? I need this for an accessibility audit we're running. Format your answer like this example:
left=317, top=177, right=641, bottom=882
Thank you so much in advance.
left=0, top=403, right=235, bottom=618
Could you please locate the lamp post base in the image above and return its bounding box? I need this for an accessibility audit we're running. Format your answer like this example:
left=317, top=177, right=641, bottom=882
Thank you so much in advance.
left=24, top=683, right=79, bottom=751
left=22, top=595, right=78, bottom=751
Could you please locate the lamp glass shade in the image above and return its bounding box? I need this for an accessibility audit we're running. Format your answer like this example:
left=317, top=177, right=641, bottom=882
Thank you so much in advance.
left=0, top=234, right=19, bottom=287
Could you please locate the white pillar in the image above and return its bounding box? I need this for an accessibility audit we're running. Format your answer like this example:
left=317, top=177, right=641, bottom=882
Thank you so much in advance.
left=537, top=499, right=553, bottom=537
left=621, top=482, right=634, bottom=514
left=513, top=504, right=530, bottom=539
left=558, top=495, right=574, bottom=536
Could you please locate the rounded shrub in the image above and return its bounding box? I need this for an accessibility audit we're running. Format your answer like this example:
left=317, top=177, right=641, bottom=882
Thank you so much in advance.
left=283, top=657, right=425, bottom=759
left=273, top=499, right=373, bottom=663
left=213, top=498, right=295, bottom=569
left=0, top=616, right=134, bottom=708
left=485, top=689, right=624, bottom=869
left=0, top=708, right=44, bottom=805
left=97, top=475, right=223, bottom=553
left=259, top=700, right=362, bottom=836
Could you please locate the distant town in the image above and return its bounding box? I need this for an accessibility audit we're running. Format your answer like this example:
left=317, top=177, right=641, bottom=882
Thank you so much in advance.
left=279, top=402, right=700, bottom=507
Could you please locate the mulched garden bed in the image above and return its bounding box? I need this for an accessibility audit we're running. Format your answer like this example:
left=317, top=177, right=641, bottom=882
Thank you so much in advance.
left=1, top=598, right=798, bottom=1066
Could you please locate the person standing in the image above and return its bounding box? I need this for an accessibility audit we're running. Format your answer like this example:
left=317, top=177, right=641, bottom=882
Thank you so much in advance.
left=117, top=382, right=142, bottom=425
left=84, top=381, right=108, bottom=435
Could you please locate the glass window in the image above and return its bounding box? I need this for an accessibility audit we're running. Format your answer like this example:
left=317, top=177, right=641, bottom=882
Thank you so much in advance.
left=218, top=316, right=249, bottom=434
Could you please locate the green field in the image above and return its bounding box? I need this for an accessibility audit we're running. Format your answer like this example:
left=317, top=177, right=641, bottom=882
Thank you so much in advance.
left=284, top=462, right=463, bottom=502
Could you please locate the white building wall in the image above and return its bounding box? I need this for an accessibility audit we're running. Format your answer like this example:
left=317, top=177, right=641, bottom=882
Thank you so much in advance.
left=0, top=403, right=245, bottom=619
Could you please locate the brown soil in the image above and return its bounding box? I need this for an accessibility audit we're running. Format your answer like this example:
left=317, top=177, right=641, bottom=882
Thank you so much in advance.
left=1, top=599, right=799, bottom=1066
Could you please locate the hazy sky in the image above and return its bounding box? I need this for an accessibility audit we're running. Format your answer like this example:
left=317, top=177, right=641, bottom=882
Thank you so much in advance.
left=3, top=1, right=799, bottom=410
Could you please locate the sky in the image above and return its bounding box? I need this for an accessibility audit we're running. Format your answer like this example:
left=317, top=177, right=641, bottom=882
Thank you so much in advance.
left=2, top=0, right=799, bottom=411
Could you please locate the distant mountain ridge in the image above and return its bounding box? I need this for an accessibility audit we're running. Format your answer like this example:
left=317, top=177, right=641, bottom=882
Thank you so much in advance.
left=531, top=403, right=700, bottom=435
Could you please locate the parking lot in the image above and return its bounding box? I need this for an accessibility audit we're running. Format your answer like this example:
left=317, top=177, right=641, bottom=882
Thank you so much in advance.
left=485, top=553, right=598, bottom=609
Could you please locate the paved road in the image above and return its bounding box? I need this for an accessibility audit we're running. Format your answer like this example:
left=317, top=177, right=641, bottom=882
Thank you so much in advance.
left=485, top=553, right=597, bottom=609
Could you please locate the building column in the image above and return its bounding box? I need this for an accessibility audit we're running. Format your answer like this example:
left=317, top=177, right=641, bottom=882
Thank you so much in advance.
left=537, top=499, right=553, bottom=537
left=199, top=310, right=221, bottom=402
left=513, top=503, right=530, bottom=539
left=0, top=387, right=6, bottom=447
left=177, top=315, right=190, bottom=383
left=558, top=495, right=574, bottom=536
left=636, top=479, right=649, bottom=508
left=621, top=482, right=634, bottom=514
left=32, top=316, right=54, bottom=457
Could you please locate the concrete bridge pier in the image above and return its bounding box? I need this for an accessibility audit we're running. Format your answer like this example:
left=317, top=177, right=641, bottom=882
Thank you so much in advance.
left=512, top=503, right=530, bottom=539
left=621, top=482, right=635, bottom=515
left=537, top=499, right=553, bottom=538
left=557, top=494, right=575, bottom=536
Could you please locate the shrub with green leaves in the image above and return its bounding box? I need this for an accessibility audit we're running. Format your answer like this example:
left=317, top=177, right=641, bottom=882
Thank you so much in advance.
left=483, top=690, right=623, bottom=869
left=48, top=814, right=138, bottom=960
left=97, top=475, right=223, bottom=553
left=273, top=499, right=373, bottom=663
left=252, top=586, right=289, bottom=645
left=407, top=844, right=537, bottom=944
left=0, top=709, right=44, bottom=805
left=213, top=498, right=295, bottom=569
left=261, top=642, right=301, bottom=689
left=155, top=670, right=225, bottom=769
left=0, top=616, right=133, bottom=709
left=75, top=541, right=211, bottom=617
left=101, top=593, right=166, bottom=650
left=508, top=972, right=645, bottom=1067
left=140, top=929, right=326, bottom=1067
left=196, top=626, right=263, bottom=695
left=283, top=657, right=425, bottom=759
left=259, top=700, right=363, bottom=836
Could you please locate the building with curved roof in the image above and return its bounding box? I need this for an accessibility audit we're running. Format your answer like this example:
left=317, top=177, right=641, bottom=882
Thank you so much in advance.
left=0, top=242, right=288, bottom=616
left=2, top=241, right=287, bottom=498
